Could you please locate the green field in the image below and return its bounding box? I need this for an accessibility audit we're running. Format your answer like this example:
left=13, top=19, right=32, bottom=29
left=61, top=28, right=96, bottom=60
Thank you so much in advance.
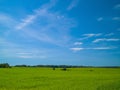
left=0, top=67, right=120, bottom=90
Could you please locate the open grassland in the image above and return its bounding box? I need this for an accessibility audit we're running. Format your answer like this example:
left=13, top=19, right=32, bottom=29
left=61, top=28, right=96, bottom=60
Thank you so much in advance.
left=0, top=67, right=120, bottom=90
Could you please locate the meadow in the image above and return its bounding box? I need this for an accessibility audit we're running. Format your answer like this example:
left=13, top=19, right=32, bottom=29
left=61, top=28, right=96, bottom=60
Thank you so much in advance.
left=0, top=67, right=120, bottom=90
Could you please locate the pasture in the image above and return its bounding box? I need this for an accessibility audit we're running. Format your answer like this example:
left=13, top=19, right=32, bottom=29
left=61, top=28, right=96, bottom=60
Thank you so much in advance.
left=0, top=67, right=120, bottom=90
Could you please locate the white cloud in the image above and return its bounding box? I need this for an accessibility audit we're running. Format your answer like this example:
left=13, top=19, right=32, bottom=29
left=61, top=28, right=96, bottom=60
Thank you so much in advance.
left=67, top=0, right=79, bottom=10
left=13, top=47, right=50, bottom=59
left=112, top=17, right=120, bottom=21
left=15, top=1, right=76, bottom=46
left=74, top=42, right=83, bottom=45
left=0, top=37, right=18, bottom=47
left=16, top=15, right=37, bottom=30
left=83, top=33, right=102, bottom=38
left=92, top=47, right=116, bottom=50
left=0, top=13, right=17, bottom=28
left=114, top=4, right=120, bottom=9
left=70, top=46, right=116, bottom=52
left=18, top=55, right=33, bottom=59
left=15, top=0, right=57, bottom=30
left=0, top=38, right=48, bottom=59
left=18, top=55, right=46, bottom=59
left=93, top=38, right=120, bottom=43
left=16, top=52, right=33, bottom=55
left=2, top=46, right=48, bottom=59
left=117, top=28, right=120, bottom=31
left=105, top=33, right=114, bottom=36
left=79, top=33, right=102, bottom=40
left=83, top=33, right=102, bottom=37
left=97, top=17, right=103, bottom=21
left=70, top=47, right=84, bottom=52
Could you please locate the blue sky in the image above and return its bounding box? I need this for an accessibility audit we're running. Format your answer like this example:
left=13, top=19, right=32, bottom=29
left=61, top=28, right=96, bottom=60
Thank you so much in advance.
left=0, top=0, right=120, bottom=66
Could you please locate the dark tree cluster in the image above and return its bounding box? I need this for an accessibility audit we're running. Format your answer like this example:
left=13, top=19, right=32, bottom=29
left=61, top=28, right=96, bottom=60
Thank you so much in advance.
left=14, top=65, right=28, bottom=67
left=8, top=64, right=120, bottom=68
left=0, top=63, right=11, bottom=68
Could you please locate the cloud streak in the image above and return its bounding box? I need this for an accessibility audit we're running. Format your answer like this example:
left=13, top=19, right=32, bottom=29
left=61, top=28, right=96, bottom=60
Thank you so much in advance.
left=112, top=17, right=120, bottom=21
left=70, top=47, right=84, bottom=52
left=83, top=33, right=102, bottom=37
left=18, top=54, right=46, bottom=59
left=97, top=17, right=103, bottom=21
left=15, top=0, right=76, bottom=46
left=67, top=0, right=79, bottom=10
left=114, top=4, right=120, bottom=9
left=0, top=37, right=48, bottom=59
left=92, top=47, right=116, bottom=50
left=74, top=42, right=83, bottom=45
left=2, top=46, right=48, bottom=59
left=0, top=13, right=17, bottom=28
left=15, top=0, right=57, bottom=30
left=105, top=33, right=114, bottom=36
left=16, top=15, right=37, bottom=30
left=93, top=38, right=120, bottom=43
left=70, top=46, right=116, bottom=52
left=79, top=33, right=102, bottom=40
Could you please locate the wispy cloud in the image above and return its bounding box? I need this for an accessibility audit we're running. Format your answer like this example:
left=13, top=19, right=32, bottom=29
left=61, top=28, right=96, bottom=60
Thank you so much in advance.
left=83, top=33, right=102, bottom=37
left=117, top=28, right=120, bottom=31
left=79, top=33, right=102, bottom=40
left=15, top=0, right=57, bottom=30
left=18, top=55, right=33, bottom=59
left=70, top=47, right=84, bottom=52
left=70, top=46, right=116, bottom=52
left=67, top=0, right=79, bottom=10
left=114, top=4, right=120, bottom=9
left=15, top=0, right=76, bottom=46
left=74, top=42, right=83, bottom=45
left=93, top=38, right=120, bottom=43
left=0, top=37, right=18, bottom=47
left=16, top=52, right=33, bottom=55
left=2, top=46, right=48, bottom=59
left=97, top=17, right=103, bottom=21
left=0, top=37, right=48, bottom=59
left=0, top=13, right=17, bottom=28
left=18, top=54, right=46, bottom=59
left=70, top=46, right=117, bottom=52
left=16, top=15, right=37, bottom=30
left=92, top=47, right=116, bottom=50
left=105, top=33, right=114, bottom=36
left=96, top=16, right=120, bottom=22
left=112, top=17, right=120, bottom=21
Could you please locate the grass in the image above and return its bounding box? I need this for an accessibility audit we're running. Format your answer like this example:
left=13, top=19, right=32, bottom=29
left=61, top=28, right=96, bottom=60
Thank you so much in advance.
left=0, top=67, right=120, bottom=90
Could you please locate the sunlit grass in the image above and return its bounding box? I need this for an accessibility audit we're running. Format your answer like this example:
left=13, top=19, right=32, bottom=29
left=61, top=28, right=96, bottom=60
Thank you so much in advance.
left=0, top=67, right=120, bottom=90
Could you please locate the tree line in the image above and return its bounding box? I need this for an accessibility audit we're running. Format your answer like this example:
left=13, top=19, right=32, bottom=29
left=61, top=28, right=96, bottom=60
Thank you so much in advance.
left=0, top=63, right=11, bottom=68
left=0, top=63, right=119, bottom=68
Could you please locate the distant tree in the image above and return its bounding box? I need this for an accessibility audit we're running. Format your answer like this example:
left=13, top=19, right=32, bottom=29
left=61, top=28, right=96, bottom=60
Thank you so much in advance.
left=0, top=63, right=11, bottom=68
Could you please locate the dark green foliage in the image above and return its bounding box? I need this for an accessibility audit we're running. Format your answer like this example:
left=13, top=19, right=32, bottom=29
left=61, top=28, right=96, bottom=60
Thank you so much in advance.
left=0, top=63, right=10, bottom=68
left=14, top=65, right=27, bottom=67
left=13, top=64, right=120, bottom=68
